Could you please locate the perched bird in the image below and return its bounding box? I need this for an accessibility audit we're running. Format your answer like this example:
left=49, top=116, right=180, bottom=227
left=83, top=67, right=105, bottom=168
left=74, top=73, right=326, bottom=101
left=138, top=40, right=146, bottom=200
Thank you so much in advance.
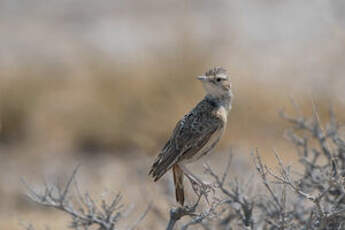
left=149, top=67, right=233, bottom=206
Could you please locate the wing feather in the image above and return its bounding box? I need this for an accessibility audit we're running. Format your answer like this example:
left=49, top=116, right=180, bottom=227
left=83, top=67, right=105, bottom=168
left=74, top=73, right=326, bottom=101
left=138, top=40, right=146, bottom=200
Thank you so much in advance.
left=149, top=108, right=223, bottom=181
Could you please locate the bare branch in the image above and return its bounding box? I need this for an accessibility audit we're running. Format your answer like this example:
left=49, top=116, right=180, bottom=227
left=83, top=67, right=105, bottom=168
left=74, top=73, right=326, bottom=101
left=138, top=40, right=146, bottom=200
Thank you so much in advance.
left=22, top=165, right=149, bottom=230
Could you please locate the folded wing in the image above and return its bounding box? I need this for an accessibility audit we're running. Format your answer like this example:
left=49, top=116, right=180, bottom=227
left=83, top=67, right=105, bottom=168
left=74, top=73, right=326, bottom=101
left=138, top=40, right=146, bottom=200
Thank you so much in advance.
left=149, top=112, right=223, bottom=181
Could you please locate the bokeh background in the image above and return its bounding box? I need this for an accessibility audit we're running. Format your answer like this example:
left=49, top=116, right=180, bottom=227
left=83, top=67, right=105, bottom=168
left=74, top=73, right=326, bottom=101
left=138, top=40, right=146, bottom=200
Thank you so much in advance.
left=1, top=0, right=345, bottom=229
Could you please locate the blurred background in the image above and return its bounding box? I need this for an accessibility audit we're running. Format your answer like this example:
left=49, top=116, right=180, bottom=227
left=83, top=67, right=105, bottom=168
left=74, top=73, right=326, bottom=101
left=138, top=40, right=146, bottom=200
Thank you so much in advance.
left=1, top=0, right=345, bottom=229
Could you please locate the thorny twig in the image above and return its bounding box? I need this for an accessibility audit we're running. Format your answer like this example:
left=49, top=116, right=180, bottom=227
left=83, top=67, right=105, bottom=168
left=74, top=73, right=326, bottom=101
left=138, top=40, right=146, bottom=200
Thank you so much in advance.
left=22, top=165, right=150, bottom=230
left=165, top=195, right=203, bottom=230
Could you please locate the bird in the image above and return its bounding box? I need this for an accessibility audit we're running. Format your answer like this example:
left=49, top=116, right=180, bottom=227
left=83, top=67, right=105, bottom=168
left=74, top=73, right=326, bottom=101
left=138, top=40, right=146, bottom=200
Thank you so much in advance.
left=149, top=67, right=233, bottom=206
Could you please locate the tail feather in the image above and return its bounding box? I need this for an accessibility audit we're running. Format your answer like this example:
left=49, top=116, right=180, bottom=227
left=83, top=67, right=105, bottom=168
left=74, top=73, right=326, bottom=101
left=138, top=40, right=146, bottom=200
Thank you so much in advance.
left=173, top=164, right=184, bottom=206
left=149, top=158, right=171, bottom=182
left=149, top=150, right=176, bottom=182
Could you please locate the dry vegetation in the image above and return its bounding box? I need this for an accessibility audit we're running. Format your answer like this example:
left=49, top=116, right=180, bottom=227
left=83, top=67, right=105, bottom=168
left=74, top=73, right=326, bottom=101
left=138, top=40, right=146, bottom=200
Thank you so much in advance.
left=22, top=104, right=345, bottom=229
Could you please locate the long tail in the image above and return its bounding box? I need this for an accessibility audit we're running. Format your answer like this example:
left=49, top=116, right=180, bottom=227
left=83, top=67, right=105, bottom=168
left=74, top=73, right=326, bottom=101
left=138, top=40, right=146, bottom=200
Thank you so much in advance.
left=172, top=164, right=184, bottom=206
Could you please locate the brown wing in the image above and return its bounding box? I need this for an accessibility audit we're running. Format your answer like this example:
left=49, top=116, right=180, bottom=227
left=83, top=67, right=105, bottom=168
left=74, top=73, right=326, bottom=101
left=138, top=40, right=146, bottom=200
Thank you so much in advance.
left=149, top=111, right=223, bottom=181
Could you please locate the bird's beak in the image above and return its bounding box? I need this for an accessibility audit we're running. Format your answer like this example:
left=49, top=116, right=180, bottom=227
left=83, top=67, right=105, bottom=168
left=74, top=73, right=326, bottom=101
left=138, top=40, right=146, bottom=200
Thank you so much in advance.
left=197, top=75, right=207, bottom=81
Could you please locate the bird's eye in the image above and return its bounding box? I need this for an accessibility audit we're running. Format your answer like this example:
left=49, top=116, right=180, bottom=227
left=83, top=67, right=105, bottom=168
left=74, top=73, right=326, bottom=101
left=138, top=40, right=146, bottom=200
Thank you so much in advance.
left=216, top=78, right=221, bottom=82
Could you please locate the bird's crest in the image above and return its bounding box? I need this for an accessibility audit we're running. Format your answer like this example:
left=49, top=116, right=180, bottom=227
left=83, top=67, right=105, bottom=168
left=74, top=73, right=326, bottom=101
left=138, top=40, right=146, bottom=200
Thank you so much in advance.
left=205, top=67, right=226, bottom=77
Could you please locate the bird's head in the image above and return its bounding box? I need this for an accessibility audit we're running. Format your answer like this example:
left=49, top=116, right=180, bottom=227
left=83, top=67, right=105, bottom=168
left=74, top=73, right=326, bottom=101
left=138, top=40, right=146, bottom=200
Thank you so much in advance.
left=197, top=67, right=232, bottom=98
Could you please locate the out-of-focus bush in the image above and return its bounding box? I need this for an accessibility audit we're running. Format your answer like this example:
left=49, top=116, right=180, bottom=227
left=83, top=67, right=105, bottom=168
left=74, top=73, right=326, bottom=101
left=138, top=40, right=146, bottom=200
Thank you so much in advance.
left=1, top=58, right=342, bottom=156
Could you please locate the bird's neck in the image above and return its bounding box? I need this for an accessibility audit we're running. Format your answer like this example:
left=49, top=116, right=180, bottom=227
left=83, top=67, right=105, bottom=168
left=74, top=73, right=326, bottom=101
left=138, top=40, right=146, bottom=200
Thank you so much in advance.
left=206, top=91, right=232, bottom=111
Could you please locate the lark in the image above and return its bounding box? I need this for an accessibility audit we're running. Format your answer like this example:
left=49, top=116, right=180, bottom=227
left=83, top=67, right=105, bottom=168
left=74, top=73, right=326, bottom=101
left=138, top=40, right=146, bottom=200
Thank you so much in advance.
left=149, top=67, right=233, bottom=206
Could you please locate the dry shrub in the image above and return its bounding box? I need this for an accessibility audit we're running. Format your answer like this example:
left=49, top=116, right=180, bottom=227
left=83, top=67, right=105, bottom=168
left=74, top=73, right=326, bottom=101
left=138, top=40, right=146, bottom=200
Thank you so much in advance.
left=23, top=102, right=345, bottom=229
